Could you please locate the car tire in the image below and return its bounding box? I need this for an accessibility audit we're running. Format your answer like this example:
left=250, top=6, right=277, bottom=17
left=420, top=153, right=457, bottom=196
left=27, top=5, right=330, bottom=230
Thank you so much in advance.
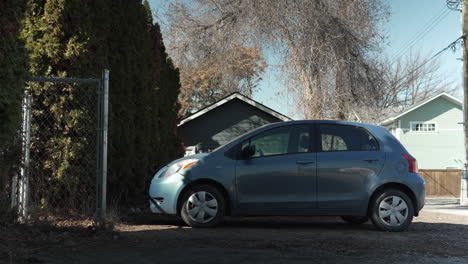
left=341, top=216, right=369, bottom=225
left=180, top=184, right=225, bottom=228
left=370, top=189, right=414, bottom=232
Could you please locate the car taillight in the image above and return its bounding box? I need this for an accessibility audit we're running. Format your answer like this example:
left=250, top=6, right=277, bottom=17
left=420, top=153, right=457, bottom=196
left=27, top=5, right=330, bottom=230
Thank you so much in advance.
left=402, top=154, right=418, bottom=173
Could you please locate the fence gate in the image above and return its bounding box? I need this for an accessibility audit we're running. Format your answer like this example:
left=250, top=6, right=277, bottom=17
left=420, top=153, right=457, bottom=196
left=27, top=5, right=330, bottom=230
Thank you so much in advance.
left=11, top=70, right=109, bottom=225
left=419, top=169, right=462, bottom=198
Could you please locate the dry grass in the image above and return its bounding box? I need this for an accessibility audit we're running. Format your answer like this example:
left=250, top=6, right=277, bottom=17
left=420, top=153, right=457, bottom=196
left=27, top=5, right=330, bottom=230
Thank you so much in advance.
left=0, top=216, right=118, bottom=264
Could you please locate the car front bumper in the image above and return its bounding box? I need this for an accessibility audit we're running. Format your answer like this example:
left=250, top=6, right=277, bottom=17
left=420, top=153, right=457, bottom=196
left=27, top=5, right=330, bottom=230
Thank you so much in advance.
left=148, top=172, right=187, bottom=215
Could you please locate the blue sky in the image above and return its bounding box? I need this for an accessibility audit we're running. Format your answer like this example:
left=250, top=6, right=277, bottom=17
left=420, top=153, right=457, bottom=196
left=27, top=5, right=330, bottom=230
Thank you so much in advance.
left=149, top=0, right=463, bottom=118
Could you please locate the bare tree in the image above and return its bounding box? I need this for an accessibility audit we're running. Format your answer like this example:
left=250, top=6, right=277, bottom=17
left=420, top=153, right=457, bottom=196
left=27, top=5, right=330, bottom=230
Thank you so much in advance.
left=354, top=52, right=459, bottom=123
left=179, top=46, right=266, bottom=116
left=160, top=0, right=389, bottom=119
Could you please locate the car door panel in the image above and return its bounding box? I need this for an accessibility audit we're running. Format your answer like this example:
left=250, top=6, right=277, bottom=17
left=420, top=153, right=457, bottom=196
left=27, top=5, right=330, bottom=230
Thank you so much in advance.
left=235, top=124, right=317, bottom=214
left=316, top=124, right=384, bottom=211
left=236, top=152, right=316, bottom=213
left=317, top=151, right=385, bottom=209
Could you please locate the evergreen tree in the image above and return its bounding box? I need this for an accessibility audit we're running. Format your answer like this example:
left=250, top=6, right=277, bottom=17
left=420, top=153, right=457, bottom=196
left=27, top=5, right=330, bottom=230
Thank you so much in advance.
left=129, top=0, right=183, bottom=204
left=0, top=0, right=28, bottom=208
left=151, top=23, right=183, bottom=164
left=21, top=0, right=111, bottom=213
left=158, top=18, right=183, bottom=156
left=20, top=0, right=182, bottom=212
left=105, top=0, right=153, bottom=204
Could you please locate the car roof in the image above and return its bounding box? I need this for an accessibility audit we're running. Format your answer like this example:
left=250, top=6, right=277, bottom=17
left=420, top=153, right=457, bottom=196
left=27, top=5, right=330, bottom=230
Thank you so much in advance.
left=264, top=120, right=383, bottom=130
left=214, top=119, right=398, bottom=153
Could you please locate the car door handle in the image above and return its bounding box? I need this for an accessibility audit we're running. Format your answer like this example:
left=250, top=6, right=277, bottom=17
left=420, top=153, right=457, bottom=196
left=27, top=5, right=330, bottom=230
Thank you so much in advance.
left=363, top=158, right=379, bottom=162
left=296, top=159, right=315, bottom=165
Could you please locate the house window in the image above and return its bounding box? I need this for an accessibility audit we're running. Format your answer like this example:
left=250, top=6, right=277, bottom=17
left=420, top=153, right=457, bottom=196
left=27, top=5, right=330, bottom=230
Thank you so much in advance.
left=410, top=122, right=437, bottom=132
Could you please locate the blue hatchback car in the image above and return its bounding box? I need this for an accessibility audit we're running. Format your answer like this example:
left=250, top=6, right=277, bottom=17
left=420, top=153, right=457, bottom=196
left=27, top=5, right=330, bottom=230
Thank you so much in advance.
left=149, top=120, right=425, bottom=232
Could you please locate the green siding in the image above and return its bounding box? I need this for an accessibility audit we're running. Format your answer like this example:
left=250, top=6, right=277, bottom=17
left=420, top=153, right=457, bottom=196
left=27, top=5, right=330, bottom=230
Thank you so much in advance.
left=397, top=97, right=464, bottom=169
left=399, top=97, right=462, bottom=130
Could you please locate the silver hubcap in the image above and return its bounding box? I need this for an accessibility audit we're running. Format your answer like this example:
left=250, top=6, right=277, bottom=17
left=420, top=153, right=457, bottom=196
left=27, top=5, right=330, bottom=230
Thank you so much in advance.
left=378, top=196, right=408, bottom=226
left=186, top=191, right=218, bottom=223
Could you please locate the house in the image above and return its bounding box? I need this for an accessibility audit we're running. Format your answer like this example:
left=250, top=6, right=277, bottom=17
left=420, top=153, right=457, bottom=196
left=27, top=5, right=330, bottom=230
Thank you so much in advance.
left=178, top=92, right=292, bottom=155
left=381, top=93, right=465, bottom=169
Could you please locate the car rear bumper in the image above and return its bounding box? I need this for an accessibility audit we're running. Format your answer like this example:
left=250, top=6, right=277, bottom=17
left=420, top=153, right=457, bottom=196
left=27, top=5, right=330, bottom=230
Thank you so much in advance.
left=409, top=172, right=426, bottom=213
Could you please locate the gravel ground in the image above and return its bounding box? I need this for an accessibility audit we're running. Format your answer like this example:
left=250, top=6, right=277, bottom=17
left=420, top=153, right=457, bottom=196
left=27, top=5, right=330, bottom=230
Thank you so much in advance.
left=424, top=198, right=468, bottom=216
left=2, top=209, right=468, bottom=264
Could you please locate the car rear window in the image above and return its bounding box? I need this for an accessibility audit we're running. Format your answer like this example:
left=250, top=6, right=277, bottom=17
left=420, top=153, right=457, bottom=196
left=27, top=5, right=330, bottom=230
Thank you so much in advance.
left=319, top=124, right=379, bottom=152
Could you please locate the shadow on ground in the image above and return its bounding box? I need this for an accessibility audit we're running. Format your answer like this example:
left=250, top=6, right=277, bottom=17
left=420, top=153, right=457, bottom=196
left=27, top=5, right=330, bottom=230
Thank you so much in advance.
left=3, top=212, right=468, bottom=264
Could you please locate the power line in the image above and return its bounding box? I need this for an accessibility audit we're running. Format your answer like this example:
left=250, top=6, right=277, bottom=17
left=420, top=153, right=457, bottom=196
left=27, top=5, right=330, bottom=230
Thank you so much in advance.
left=396, top=35, right=463, bottom=81
left=391, top=6, right=447, bottom=60
left=393, top=8, right=451, bottom=61
left=391, top=7, right=451, bottom=63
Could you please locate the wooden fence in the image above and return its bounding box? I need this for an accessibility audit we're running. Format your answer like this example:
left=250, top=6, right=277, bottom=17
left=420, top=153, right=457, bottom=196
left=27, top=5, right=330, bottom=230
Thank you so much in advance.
left=419, top=169, right=462, bottom=198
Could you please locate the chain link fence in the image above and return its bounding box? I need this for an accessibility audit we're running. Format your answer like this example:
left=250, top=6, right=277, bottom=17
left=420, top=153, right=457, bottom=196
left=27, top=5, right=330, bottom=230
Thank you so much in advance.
left=10, top=71, right=109, bottom=223
left=0, top=132, right=21, bottom=224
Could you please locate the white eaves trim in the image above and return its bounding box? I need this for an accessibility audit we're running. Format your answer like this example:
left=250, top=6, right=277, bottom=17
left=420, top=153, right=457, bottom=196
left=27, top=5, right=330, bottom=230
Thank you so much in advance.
left=380, top=93, right=463, bottom=126
left=178, top=92, right=292, bottom=126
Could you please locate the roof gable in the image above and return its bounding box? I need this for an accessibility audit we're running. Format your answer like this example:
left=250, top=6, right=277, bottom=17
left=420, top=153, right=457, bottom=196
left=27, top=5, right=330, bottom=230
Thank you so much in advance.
left=380, top=93, right=462, bottom=126
left=178, top=92, right=292, bottom=126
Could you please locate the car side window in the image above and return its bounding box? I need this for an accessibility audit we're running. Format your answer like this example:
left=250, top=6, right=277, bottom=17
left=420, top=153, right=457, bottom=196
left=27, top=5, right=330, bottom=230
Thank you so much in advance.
left=319, top=124, right=379, bottom=152
left=249, top=126, right=290, bottom=157
left=289, top=125, right=310, bottom=153
left=321, top=134, right=347, bottom=151
left=242, top=125, right=310, bottom=158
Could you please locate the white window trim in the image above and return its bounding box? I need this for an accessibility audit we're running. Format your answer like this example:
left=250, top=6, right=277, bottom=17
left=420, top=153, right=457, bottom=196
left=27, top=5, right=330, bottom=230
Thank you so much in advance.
left=409, top=121, right=438, bottom=133
left=395, top=120, right=401, bottom=140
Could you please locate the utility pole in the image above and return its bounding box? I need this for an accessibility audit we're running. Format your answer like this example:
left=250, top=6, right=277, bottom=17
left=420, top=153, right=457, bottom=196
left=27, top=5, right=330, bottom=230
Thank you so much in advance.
left=462, top=0, right=468, bottom=205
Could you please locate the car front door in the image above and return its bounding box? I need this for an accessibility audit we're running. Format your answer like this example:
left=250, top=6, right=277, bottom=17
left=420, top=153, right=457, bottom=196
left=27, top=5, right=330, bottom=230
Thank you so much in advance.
left=316, top=124, right=385, bottom=211
left=235, top=124, right=317, bottom=214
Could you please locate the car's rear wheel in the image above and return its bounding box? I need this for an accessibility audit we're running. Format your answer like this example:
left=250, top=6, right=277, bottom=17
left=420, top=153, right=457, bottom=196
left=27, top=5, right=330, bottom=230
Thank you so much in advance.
left=180, top=184, right=225, bottom=228
left=341, top=216, right=369, bottom=225
left=370, top=189, right=414, bottom=232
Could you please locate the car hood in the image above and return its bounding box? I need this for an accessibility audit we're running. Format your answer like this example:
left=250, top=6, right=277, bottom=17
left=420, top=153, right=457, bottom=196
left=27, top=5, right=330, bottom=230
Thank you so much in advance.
left=166, top=153, right=211, bottom=167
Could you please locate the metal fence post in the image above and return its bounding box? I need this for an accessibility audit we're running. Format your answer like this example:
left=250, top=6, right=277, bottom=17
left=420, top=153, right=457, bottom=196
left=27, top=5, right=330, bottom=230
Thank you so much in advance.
left=102, top=69, right=109, bottom=224
left=10, top=173, right=17, bottom=209
left=461, top=170, right=468, bottom=206
left=18, top=91, right=32, bottom=221
left=96, top=69, right=109, bottom=226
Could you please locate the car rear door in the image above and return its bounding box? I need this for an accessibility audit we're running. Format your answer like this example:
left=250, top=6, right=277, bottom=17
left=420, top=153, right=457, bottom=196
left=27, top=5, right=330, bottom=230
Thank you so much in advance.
left=235, top=124, right=317, bottom=214
left=316, top=124, right=385, bottom=211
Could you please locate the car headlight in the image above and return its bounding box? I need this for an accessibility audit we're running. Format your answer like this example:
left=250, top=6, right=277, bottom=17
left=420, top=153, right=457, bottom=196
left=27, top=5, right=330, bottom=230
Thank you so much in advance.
left=159, top=159, right=198, bottom=178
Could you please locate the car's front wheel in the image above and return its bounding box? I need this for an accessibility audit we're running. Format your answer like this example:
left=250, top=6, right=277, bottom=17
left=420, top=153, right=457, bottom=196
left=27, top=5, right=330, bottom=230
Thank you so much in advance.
left=370, top=189, right=414, bottom=232
left=180, top=184, right=225, bottom=228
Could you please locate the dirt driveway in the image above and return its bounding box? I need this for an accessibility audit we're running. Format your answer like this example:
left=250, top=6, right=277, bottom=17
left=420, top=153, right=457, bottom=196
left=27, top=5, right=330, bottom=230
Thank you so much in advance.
left=2, top=210, right=468, bottom=264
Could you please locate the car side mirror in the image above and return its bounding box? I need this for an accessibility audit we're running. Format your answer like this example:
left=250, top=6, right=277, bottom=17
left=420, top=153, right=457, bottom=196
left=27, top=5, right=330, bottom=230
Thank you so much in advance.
left=241, top=145, right=256, bottom=159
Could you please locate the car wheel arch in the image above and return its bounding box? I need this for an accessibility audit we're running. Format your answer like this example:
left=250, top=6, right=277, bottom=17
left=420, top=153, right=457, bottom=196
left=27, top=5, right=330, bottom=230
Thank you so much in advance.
left=177, top=179, right=232, bottom=216
left=367, top=182, right=419, bottom=217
